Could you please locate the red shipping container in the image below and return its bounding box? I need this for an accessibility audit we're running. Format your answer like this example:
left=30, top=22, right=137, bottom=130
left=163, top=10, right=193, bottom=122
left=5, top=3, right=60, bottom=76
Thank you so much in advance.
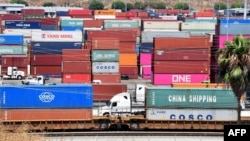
left=92, top=73, right=121, bottom=83
left=25, top=18, right=59, bottom=25
left=31, top=54, right=62, bottom=66
left=0, top=14, right=23, bottom=20
left=116, top=12, right=127, bottom=17
left=119, top=65, right=138, bottom=79
left=153, top=61, right=210, bottom=74
left=71, top=15, right=94, bottom=19
left=62, top=49, right=90, bottom=61
left=62, top=73, right=91, bottom=83
left=119, top=41, right=136, bottom=53
left=105, top=27, right=141, bottom=36
left=154, top=36, right=211, bottom=48
left=1, top=55, right=28, bottom=68
left=84, top=19, right=103, bottom=28
left=21, top=9, right=45, bottom=15
left=93, top=83, right=127, bottom=101
left=87, top=30, right=136, bottom=41
left=137, top=12, right=149, bottom=18
left=91, top=38, right=120, bottom=50
left=68, top=9, right=93, bottom=16
left=153, top=48, right=210, bottom=61
left=31, top=65, right=61, bottom=76
left=1, top=67, right=27, bottom=75
left=1, top=109, right=92, bottom=121
left=62, top=61, right=91, bottom=73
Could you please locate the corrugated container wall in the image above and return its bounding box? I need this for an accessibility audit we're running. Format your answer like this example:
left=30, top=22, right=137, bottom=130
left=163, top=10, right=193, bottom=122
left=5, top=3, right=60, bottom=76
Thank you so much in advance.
left=0, top=45, right=27, bottom=55
left=62, top=73, right=91, bottom=83
left=92, top=62, right=119, bottom=74
left=30, top=54, right=62, bottom=66
left=62, top=61, right=91, bottom=74
left=92, top=73, right=121, bottom=83
left=104, top=20, right=139, bottom=28
left=87, top=30, right=136, bottom=41
left=31, top=65, right=61, bottom=76
left=0, top=34, right=24, bottom=45
left=91, top=50, right=119, bottom=62
left=5, top=21, right=41, bottom=29
left=1, top=55, right=28, bottom=68
left=62, top=49, right=90, bottom=61
left=119, top=53, right=137, bottom=66
left=91, top=38, right=120, bottom=50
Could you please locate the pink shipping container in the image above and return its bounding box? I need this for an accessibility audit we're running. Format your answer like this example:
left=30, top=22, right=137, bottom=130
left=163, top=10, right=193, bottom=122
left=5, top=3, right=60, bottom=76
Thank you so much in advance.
left=92, top=73, right=121, bottom=83
left=119, top=41, right=136, bottom=53
left=218, top=35, right=250, bottom=48
left=21, top=9, right=45, bottom=15
left=152, top=74, right=210, bottom=85
left=62, top=61, right=91, bottom=73
left=120, top=65, right=138, bottom=79
left=1, top=54, right=28, bottom=68
left=141, top=65, right=152, bottom=79
left=31, top=54, right=62, bottom=66
left=140, top=53, right=152, bottom=65
left=62, top=49, right=90, bottom=61
left=31, top=65, right=61, bottom=76
left=62, top=73, right=91, bottom=83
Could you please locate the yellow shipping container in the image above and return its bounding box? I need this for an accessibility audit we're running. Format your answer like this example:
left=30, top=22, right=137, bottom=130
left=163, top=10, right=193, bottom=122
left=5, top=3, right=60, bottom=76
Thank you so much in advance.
left=94, top=10, right=116, bottom=16
left=119, top=53, right=137, bottom=66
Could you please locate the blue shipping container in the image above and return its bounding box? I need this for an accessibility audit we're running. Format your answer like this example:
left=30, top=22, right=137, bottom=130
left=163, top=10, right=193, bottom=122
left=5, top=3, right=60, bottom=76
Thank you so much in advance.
left=41, top=25, right=59, bottom=31
left=61, top=26, right=83, bottom=31
left=31, top=42, right=83, bottom=54
left=218, top=19, right=250, bottom=24
left=140, top=43, right=153, bottom=53
left=56, top=11, right=69, bottom=16
left=0, top=84, right=93, bottom=109
left=0, top=34, right=24, bottom=45
left=5, top=21, right=41, bottom=29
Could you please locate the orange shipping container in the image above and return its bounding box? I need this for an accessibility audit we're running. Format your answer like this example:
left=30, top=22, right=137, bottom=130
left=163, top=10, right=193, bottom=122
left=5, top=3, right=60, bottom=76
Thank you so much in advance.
left=119, top=53, right=137, bottom=66
left=0, top=109, right=92, bottom=121
left=172, top=83, right=228, bottom=89
left=94, top=10, right=116, bottom=16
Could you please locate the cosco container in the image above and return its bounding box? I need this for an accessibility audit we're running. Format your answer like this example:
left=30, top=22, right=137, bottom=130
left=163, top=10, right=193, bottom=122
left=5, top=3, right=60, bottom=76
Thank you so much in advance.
left=60, top=19, right=84, bottom=27
left=92, top=62, right=119, bottom=73
left=0, top=45, right=27, bottom=55
left=0, top=34, right=24, bottom=45
left=0, top=84, right=93, bottom=109
left=31, top=31, right=83, bottom=42
left=91, top=50, right=119, bottom=62
left=146, top=87, right=237, bottom=109
left=104, top=20, right=139, bottom=28
left=31, top=42, right=83, bottom=54
left=146, top=109, right=237, bottom=121
left=5, top=21, right=41, bottom=29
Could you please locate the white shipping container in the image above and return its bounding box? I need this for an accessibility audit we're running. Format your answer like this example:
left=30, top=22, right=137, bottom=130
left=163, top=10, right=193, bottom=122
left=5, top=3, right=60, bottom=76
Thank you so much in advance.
left=31, top=30, right=83, bottom=42
left=143, top=21, right=181, bottom=30
left=92, top=62, right=119, bottom=73
left=159, top=15, right=178, bottom=20
left=181, top=22, right=216, bottom=30
left=146, top=109, right=238, bottom=121
left=3, top=29, right=41, bottom=37
left=94, top=15, right=116, bottom=20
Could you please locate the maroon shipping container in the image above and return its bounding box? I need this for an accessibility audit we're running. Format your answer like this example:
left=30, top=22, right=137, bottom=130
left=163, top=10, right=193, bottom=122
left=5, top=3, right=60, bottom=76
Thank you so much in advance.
left=71, top=15, right=94, bottom=19
left=120, top=65, right=138, bottom=79
left=25, top=18, right=59, bottom=25
left=92, top=73, right=121, bottom=83
left=21, top=9, right=45, bottom=15
left=153, top=48, right=210, bottom=61
left=93, top=83, right=127, bottom=101
left=84, top=19, right=103, bottom=28
left=90, top=38, right=120, bottom=50
left=68, top=9, right=93, bottom=16
left=87, top=30, right=136, bottom=41
left=105, top=28, right=141, bottom=36
left=1, top=67, right=27, bottom=75
left=1, top=55, right=28, bottom=68
left=31, top=65, right=61, bottom=75
left=0, top=14, right=23, bottom=20
left=153, top=60, right=210, bottom=74
left=62, top=49, right=90, bottom=61
left=62, top=73, right=91, bottom=83
left=154, top=36, right=212, bottom=48
left=119, top=41, right=136, bottom=53
left=62, top=61, right=91, bottom=73
left=1, top=109, right=92, bottom=121
left=31, top=54, right=62, bottom=66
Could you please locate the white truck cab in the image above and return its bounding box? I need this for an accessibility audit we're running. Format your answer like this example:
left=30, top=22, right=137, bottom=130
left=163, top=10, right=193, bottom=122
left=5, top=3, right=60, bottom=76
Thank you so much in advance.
left=21, top=75, right=48, bottom=85
left=2, top=66, right=25, bottom=80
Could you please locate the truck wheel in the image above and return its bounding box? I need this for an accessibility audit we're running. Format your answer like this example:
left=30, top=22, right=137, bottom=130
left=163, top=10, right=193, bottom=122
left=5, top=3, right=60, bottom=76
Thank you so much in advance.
left=17, top=75, right=22, bottom=80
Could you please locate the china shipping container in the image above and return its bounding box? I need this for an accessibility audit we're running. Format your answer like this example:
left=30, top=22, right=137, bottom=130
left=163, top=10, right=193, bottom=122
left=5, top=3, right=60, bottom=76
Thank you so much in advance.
left=62, top=49, right=90, bottom=61
left=30, top=54, right=62, bottom=66
left=87, top=30, right=136, bottom=41
left=104, top=20, right=140, bottom=28
left=146, top=87, right=237, bottom=109
left=91, top=38, right=120, bottom=50
left=62, top=73, right=91, bottom=83
left=119, top=65, right=138, bottom=79
left=0, top=34, right=24, bottom=45
left=0, top=45, right=27, bottom=55
left=60, top=19, right=84, bottom=27
left=62, top=61, right=91, bottom=74
left=91, top=50, right=119, bottom=62
left=1, top=54, right=28, bottom=67
left=31, top=65, right=61, bottom=76
left=92, top=62, right=119, bottom=74
left=153, top=60, right=210, bottom=74
left=0, top=84, right=92, bottom=108
left=92, top=73, right=121, bottom=83
left=5, top=21, right=41, bottom=29
left=119, top=53, right=137, bottom=66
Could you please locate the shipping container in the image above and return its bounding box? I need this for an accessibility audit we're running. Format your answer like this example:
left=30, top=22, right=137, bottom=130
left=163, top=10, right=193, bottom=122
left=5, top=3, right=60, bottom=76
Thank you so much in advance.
left=5, top=21, right=41, bottom=29
left=119, top=53, right=137, bottom=66
left=87, top=30, right=136, bottom=41
left=105, top=27, right=141, bottom=37
left=146, top=109, right=237, bottom=121
left=141, top=65, right=152, bottom=79
left=146, top=87, right=237, bottom=109
left=153, top=61, right=210, bottom=74
left=94, top=10, right=116, bottom=16
left=92, top=62, right=119, bottom=74
left=93, top=83, right=127, bottom=101
left=104, top=20, right=139, bottom=28
left=92, top=73, right=121, bottom=83
left=0, top=84, right=92, bottom=108
left=25, top=18, right=59, bottom=25
left=60, top=19, right=84, bottom=27
left=22, top=15, right=45, bottom=19
left=83, top=19, right=103, bottom=28
left=0, top=14, right=23, bottom=20
left=91, top=38, right=120, bottom=50
left=217, top=35, right=250, bottom=48
left=56, top=11, right=69, bottom=17
left=218, top=24, right=250, bottom=35
left=1, top=109, right=92, bottom=121
left=0, top=45, right=27, bottom=55
left=62, top=61, right=91, bottom=74
left=218, top=19, right=250, bottom=24
left=153, top=48, right=210, bottom=61
left=91, top=50, right=119, bottom=62
left=31, top=65, right=61, bottom=76
left=152, top=74, right=210, bottom=85
left=41, top=25, right=59, bottom=31
left=142, top=20, right=181, bottom=30
left=1, top=54, right=28, bottom=68
left=68, top=9, right=93, bottom=16
left=140, top=53, right=152, bottom=65
left=61, top=26, right=83, bottom=31
left=0, top=34, right=24, bottom=45
left=140, top=43, right=153, bottom=53
left=31, top=42, right=83, bottom=54
left=119, top=65, right=138, bottom=79
left=172, top=83, right=227, bottom=88
left=62, top=49, right=90, bottom=61
left=181, top=22, right=216, bottom=31
left=31, top=54, right=62, bottom=66
left=31, top=31, right=83, bottom=42
left=21, top=9, right=45, bottom=15
left=119, top=41, right=137, bottom=53
left=62, top=73, right=91, bottom=83
left=3, top=29, right=42, bottom=37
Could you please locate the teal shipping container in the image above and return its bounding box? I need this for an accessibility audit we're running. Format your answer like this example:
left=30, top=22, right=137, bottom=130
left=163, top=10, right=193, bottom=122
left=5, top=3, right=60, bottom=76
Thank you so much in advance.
left=0, top=45, right=27, bottom=55
left=60, top=19, right=84, bottom=27
left=104, top=20, right=139, bottom=28
left=91, top=50, right=119, bottom=62
left=146, top=87, right=237, bottom=109
left=184, top=19, right=217, bottom=23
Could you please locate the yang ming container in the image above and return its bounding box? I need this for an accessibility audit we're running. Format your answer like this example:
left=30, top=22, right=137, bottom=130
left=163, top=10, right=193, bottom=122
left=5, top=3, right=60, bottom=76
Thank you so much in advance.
left=5, top=21, right=41, bottom=29
left=91, top=50, right=119, bottom=62
left=0, top=84, right=93, bottom=109
left=0, top=34, right=24, bottom=45
left=146, top=87, right=237, bottom=109
left=31, top=31, right=83, bottom=42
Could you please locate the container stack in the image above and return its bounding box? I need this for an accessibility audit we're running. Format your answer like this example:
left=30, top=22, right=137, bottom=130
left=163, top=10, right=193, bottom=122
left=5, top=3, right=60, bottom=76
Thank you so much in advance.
left=152, top=35, right=211, bottom=85
left=30, top=30, right=83, bottom=77
left=68, top=9, right=93, bottom=19
left=145, top=87, right=238, bottom=121
left=21, top=8, right=45, bottom=19
left=60, top=18, right=84, bottom=31
left=0, top=14, right=23, bottom=33
left=94, top=10, right=116, bottom=20
left=25, top=18, right=60, bottom=31
left=181, top=18, right=216, bottom=34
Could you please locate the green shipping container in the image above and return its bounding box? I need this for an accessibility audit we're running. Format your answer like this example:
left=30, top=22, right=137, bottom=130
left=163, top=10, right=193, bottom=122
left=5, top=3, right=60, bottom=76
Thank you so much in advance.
left=60, top=19, right=84, bottom=27
left=104, top=20, right=139, bottom=28
left=91, top=50, right=119, bottom=62
left=146, top=87, right=237, bottom=109
left=0, top=45, right=27, bottom=55
left=184, top=19, right=217, bottom=23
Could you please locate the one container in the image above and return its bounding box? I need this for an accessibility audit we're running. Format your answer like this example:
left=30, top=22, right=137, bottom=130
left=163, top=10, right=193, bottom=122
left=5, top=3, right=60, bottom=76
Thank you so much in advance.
left=92, top=62, right=119, bottom=74
left=62, top=61, right=91, bottom=74
left=119, top=53, right=137, bottom=66
left=3, top=29, right=42, bottom=37
left=0, top=34, right=24, bottom=45
left=91, top=38, right=120, bottom=50
left=87, top=30, right=136, bottom=41
left=92, top=73, right=121, bottom=83
left=152, top=74, right=210, bottom=85
left=119, top=41, right=137, bottom=53
left=104, top=20, right=139, bottom=28
left=31, top=31, right=83, bottom=42
left=0, top=45, right=27, bottom=55
left=31, top=65, right=61, bottom=76
left=5, top=21, right=41, bottom=29
left=21, top=9, right=45, bottom=15
left=140, top=53, right=152, bottom=65
left=62, top=73, right=91, bottom=83
left=62, top=49, right=90, bottom=61
left=0, top=84, right=93, bottom=109
left=146, top=87, right=237, bottom=109
left=119, top=65, right=138, bottom=79
left=30, top=54, right=62, bottom=66
left=60, top=19, right=84, bottom=27
left=91, top=50, right=119, bottom=62
left=1, top=54, right=28, bottom=68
